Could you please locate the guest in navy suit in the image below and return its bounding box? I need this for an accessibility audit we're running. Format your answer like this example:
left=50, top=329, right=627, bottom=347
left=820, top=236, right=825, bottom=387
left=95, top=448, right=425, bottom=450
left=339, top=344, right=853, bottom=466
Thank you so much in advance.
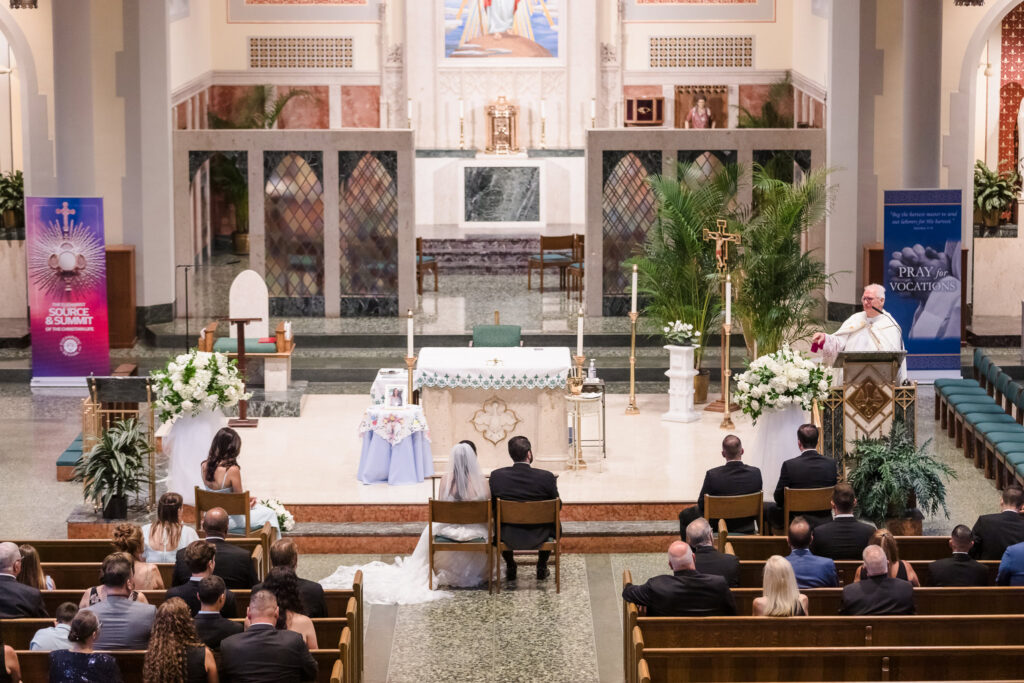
left=679, top=435, right=763, bottom=535
left=997, top=540, right=1024, bottom=585
left=785, top=516, right=838, bottom=588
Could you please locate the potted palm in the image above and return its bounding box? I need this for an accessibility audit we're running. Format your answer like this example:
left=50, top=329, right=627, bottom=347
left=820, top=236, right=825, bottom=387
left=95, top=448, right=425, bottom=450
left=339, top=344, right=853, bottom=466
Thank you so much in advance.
left=973, top=160, right=1020, bottom=230
left=72, top=418, right=152, bottom=519
left=844, top=421, right=956, bottom=535
left=0, top=169, right=24, bottom=238
left=630, top=162, right=738, bottom=403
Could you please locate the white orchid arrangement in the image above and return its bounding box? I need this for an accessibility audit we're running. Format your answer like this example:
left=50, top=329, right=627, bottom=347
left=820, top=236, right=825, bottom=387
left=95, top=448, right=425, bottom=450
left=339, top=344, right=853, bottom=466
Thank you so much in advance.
left=151, top=350, right=250, bottom=425
left=734, top=345, right=833, bottom=425
left=260, top=498, right=295, bottom=532
left=662, top=320, right=701, bottom=348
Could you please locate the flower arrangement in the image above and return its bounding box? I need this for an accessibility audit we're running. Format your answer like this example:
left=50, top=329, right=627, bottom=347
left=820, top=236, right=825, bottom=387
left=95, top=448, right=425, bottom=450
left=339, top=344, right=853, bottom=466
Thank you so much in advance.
left=151, top=350, right=250, bottom=425
left=734, top=345, right=833, bottom=425
left=260, top=498, right=295, bottom=532
left=662, top=320, right=701, bottom=348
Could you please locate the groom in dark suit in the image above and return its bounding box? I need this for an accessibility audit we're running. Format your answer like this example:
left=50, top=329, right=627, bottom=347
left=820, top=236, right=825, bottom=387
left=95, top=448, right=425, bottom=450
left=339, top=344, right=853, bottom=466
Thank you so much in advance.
left=489, top=435, right=560, bottom=581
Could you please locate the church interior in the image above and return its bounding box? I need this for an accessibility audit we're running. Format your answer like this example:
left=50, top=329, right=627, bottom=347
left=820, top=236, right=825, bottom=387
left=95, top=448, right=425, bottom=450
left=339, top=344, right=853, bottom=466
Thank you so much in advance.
left=3, top=0, right=1024, bottom=681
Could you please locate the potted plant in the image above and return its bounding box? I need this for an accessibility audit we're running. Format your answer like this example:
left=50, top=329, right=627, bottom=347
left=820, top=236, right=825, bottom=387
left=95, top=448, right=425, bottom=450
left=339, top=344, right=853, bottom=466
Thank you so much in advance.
left=844, top=421, right=956, bottom=535
left=0, top=169, right=24, bottom=237
left=72, top=418, right=152, bottom=519
left=973, top=160, right=1020, bottom=230
left=630, top=162, right=738, bottom=403
left=210, top=155, right=249, bottom=255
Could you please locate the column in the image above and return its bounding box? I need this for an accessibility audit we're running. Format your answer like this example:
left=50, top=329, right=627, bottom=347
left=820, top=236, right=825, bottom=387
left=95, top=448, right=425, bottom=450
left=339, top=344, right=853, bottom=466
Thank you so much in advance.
left=902, top=0, right=942, bottom=188
left=52, top=0, right=95, bottom=195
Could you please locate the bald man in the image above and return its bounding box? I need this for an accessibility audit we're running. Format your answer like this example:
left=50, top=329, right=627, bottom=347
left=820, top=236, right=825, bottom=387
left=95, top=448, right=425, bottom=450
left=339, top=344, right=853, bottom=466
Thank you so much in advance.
left=172, top=507, right=258, bottom=589
left=839, top=545, right=915, bottom=615
left=621, top=541, right=736, bottom=617
left=219, top=590, right=318, bottom=683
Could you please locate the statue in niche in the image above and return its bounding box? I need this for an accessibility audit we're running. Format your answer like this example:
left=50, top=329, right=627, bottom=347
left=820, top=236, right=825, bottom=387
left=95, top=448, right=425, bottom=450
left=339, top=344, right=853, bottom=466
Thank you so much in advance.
left=684, top=92, right=716, bottom=129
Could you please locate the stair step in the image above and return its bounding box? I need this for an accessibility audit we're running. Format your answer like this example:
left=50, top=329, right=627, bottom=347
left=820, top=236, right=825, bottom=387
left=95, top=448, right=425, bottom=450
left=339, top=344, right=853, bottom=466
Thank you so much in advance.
left=285, top=520, right=680, bottom=537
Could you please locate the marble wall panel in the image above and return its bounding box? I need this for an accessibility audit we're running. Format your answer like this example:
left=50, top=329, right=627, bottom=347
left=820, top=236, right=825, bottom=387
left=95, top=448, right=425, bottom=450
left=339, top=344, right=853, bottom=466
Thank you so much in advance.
left=207, top=85, right=257, bottom=126
left=0, top=240, right=27, bottom=318
left=464, top=166, right=541, bottom=222
left=341, top=85, right=381, bottom=128
left=1000, top=6, right=1024, bottom=174
left=277, top=86, right=330, bottom=130
left=737, top=83, right=795, bottom=123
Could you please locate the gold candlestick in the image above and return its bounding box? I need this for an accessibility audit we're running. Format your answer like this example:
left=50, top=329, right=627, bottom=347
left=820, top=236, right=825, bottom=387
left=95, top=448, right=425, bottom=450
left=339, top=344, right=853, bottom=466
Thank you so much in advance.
left=540, top=116, right=547, bottom=149
left=570, top=354, right=588, bottom=470
left=626, top=311, right=639, bottom=415
left=720, top=322, right=735, bottom=430
left=459, top=116, right=466, bottom=150
left=405, top=355, right=417, bottom=405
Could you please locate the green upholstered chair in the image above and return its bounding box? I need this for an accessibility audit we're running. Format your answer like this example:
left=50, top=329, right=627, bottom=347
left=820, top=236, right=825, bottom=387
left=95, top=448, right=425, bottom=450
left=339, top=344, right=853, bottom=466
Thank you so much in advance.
left=471, top=324, right=522, bottom=347
left=416, top=237, right=438, bottom=295
left=212, top=338, right=278, bottom=354
left=527, top=235, right=574, bottom=292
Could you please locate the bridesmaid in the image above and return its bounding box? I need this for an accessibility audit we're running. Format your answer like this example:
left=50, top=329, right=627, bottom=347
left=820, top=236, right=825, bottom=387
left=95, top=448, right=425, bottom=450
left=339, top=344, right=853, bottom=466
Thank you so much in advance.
left=199, top=427, right=281, bottom=535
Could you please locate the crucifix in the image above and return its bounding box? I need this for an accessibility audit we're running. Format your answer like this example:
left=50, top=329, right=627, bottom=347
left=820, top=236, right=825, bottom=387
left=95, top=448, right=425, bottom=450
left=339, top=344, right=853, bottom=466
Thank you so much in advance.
left=703, top=219, right=741, bottom=426
left=55, top=202, right=76, bottom=236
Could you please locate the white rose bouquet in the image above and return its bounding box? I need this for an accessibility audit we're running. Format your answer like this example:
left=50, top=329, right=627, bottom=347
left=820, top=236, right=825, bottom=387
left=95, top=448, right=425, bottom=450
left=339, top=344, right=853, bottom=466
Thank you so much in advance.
left=151, top=350, right=251, bottom=425
left=260, top=498, right=295, bottom=532
left=662, top=320, right=701, bottom=348
left=734, top=345, right=833, bottom=425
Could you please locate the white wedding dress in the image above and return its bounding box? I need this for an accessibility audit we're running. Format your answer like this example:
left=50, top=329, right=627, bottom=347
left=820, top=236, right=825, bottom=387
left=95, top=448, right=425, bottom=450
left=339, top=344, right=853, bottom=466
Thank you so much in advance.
left=319, top=444, right=495, bottom=604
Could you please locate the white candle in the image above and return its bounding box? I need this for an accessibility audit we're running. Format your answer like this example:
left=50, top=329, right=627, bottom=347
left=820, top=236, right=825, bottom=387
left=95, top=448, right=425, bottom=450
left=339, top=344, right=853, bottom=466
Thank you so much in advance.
left=576, top=308, right=584, bottom=356
left=459, top=98, right=465, bottom=119
left=541, top=99, right=546, bottom=118
left=725, top=279, right=732, bottom=325
left=590, top=98, right=596, bottom=122
left=407, top=98, right=412, bottom=121
left=631, top=264, right=638, bottom=314
left=406, top=309, right=414, bottom=357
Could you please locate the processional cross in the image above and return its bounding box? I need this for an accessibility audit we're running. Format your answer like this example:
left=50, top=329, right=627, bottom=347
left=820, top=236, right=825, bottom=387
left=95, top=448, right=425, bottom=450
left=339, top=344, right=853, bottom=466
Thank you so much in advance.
left=702, top=219, right=740, bottom=272
left=702, top=218, right=741, bottom=429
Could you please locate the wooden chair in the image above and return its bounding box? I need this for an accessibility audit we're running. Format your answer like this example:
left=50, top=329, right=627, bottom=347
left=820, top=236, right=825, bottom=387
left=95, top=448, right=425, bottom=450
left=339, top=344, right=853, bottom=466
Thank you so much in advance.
left=782, top=486, right=835, bottom=528
left=703, top=491, right=764, bottom=545
left=527, top=235, right=574, bottom=292
left=330, top=660, right=344, bottom=683
left=416, top=237, right=438, bottom=295
left=495, top=498, right=561, bottom=593
left=566, top=233, right=584, bottom=302
left=469, top=311, right=522, bottom=347
left=428, top=499, right=493, bottom=593
left=637, top=658, right=651, bottom=683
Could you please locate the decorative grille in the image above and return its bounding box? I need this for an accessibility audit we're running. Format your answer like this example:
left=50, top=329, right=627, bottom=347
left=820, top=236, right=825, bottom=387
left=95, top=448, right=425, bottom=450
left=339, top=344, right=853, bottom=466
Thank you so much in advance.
left=248, top=37, right=353, bottom=69
left=649, top=36, right=753, bottom=69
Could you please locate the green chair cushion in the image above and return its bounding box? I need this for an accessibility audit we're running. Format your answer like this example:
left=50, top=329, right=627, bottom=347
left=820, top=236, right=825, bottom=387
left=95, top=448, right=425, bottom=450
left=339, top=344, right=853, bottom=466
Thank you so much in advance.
left=938, top=386, right=987, bottom=396
left=964, top=411, right=1014, bottom=425
left=434, top=535, right=486, bottom=544
left=472, top=325, right=522, bottom=348
left=1000, top=452, right=1024, bottom=465
left=212, top=338, right=278, bottom=354
left=947, top=394, right=997, bottom=405
left=529, top=253, right=571, bottom=262
left=418, top=255, right=436, bottom=263
left=935, top=378, right=978, bottom=387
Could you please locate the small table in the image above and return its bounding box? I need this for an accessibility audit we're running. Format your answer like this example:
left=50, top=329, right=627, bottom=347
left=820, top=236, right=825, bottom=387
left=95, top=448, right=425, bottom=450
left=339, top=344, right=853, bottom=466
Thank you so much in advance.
left=357, top=405, right=434, bottom=485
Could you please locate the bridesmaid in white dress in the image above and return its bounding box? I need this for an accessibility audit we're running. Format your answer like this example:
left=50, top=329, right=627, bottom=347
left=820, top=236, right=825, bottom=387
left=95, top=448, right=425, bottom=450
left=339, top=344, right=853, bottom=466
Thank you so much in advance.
left=140, top=492, right=200, bottom=563
left=319, top=442, right=494, bottom=604
left=199, top=427, right=281, bottom=535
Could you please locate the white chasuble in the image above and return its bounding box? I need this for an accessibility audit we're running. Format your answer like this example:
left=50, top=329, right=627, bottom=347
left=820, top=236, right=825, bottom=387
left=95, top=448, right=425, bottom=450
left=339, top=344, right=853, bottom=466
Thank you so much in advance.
left=821, top=312, right=906, bottom=383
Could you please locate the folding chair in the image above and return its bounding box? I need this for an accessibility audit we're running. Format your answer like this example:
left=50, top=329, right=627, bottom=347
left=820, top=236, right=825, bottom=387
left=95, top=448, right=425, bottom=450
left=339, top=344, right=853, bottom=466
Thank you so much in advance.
left=495, top=498, right=561, bottom=593
left=427, top=499, right=493, bottom=593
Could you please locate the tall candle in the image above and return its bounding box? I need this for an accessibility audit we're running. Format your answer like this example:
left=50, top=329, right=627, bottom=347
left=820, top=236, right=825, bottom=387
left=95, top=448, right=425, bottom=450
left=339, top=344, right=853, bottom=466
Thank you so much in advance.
left=576, top=308, right=584, bottom=356
left=406, top=309, right=414, bottom=357
left=541, top=99, right=546, bottom=118
left=407, top=98, right=412, bottom=122
left=725, top=279, right=732, bottom=325
left=590, top=98, right=596, bottom=122
left=631, top=264, right=638, bottom=314
left=459, top=98, right=465, bottom=118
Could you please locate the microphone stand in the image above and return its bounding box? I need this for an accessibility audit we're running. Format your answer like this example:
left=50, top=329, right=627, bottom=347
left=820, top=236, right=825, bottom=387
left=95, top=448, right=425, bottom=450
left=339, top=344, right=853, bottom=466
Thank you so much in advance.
left=175, top=264, right=192, bottom=354
left=871, top=304, right=907, bottom=384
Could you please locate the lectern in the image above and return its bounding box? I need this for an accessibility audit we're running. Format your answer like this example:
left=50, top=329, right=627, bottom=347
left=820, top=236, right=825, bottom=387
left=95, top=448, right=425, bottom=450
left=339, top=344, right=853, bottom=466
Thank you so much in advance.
left=819, top=351, right=917, bottom=459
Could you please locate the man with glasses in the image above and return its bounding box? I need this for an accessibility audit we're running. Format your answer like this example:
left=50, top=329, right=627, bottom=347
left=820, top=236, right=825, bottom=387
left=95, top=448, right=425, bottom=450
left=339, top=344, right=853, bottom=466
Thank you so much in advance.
left=811, top=283, right=906, bottom=383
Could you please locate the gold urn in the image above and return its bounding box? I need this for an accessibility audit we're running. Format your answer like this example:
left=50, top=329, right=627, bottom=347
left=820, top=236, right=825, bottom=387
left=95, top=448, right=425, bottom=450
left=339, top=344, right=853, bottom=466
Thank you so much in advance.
left=485, top=95, right=520, bottom=154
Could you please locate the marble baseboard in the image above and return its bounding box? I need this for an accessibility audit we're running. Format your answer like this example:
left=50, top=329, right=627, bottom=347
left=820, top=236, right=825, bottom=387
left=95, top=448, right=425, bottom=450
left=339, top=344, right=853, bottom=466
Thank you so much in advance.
left=286, top=501, right=690, bottom=523
left=284, top=533, right=678, bottom=554
left=289, top=503, right=428, bottom=523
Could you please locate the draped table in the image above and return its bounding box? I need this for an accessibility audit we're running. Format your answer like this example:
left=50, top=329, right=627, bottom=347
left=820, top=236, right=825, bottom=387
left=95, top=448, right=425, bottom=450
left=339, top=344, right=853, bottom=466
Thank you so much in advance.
left=357, top=405, right=434, bottom=485
left=415, top=346, right=571, bottom=471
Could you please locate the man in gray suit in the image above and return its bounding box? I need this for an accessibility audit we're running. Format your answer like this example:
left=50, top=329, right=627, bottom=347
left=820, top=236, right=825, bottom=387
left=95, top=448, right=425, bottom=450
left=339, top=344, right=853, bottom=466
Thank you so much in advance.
left=89, top=553, right=155, bottom=650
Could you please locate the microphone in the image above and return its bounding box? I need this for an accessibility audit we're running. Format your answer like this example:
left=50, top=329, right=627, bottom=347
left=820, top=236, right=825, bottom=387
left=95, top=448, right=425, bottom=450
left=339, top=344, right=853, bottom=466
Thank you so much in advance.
left=870, top=303, right=907, bottom=371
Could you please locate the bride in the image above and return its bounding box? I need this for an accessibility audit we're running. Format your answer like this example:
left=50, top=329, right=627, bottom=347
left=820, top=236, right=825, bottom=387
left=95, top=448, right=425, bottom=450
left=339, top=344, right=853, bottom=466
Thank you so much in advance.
left=320, top=442, right=494, bottom=604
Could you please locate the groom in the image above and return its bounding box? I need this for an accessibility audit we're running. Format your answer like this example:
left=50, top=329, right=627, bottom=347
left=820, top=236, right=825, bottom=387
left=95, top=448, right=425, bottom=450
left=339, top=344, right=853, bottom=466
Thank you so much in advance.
left=490, top=436, right=560, bottom=581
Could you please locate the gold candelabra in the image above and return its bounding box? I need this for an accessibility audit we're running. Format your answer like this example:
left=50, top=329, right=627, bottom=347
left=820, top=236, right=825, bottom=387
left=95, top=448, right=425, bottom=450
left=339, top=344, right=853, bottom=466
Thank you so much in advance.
left=405, top=355, right=417, bottom=405
left=459, top=116, right=466, bottom=150
left=626, top=311, right=639, bottom=414
left=720, top=321, right=735, bottom=429
left=568, top=354, right=587, bottom=470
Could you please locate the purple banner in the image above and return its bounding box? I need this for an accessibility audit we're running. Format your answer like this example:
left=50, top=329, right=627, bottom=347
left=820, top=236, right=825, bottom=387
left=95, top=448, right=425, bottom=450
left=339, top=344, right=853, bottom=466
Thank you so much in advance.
left=26, top=197, right=110, bottom=380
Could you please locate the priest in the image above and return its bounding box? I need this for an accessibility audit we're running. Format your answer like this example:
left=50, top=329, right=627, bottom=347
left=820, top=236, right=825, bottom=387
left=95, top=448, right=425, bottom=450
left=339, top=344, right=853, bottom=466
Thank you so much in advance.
left=812, top=284, right=906, bottom=383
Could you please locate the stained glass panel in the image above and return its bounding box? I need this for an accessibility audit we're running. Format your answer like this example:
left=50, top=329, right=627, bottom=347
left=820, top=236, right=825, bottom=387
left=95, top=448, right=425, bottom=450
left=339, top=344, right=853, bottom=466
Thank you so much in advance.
left=602, top=150, right=660, bottom=314
left=339, top=151, right=398, bottom=316
left=264, top=151, right=325, bottom=315
left=678, top=150, right=735, bottom=189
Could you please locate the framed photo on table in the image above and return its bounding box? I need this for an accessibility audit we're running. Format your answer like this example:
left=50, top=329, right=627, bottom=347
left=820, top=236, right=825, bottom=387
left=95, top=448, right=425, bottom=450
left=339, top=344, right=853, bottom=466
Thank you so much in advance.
left=383, top=383, right=407, bottom=408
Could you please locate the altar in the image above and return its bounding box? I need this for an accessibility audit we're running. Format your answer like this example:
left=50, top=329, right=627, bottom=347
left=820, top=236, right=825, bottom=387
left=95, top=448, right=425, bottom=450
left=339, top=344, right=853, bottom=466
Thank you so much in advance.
left=415, top=346, right=571, bottom=471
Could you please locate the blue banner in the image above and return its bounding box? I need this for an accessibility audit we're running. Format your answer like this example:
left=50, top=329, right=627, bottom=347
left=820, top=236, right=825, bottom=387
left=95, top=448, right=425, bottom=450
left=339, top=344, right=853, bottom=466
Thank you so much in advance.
left=882, top=189, right=962, bottom=374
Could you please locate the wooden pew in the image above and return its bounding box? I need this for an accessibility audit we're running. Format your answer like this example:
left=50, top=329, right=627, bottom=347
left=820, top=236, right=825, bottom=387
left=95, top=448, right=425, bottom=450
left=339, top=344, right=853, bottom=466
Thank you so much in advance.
left=734, top=560, right=1001, bottom=588
left=4, top=537, right=262, bottom=563
left=724, top=535, right=951, bottom=561
left=727, top=587, right=1024, bottom=616
left=41, top=562, right=176, bottom=590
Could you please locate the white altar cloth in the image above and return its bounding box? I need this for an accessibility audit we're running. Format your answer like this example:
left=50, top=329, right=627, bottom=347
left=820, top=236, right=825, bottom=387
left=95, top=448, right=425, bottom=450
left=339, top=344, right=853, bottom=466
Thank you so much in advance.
left=415, top=346, right=571, bottom=390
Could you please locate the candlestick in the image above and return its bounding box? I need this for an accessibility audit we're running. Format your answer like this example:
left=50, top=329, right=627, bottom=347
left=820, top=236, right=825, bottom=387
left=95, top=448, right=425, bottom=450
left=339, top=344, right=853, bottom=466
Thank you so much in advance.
left=590, top=98, right=596, bottom=128
left=626, top=311, right=640, bottom=415
left=405, top=355, right=417, bottom=406
left=459, top=98, right=465, bottom=119
left=459, top=116, right=466, bottom=150
left=576, top=308, right=584, bottom=356
left=725, top=275, right=732, bottom=325
left=631, top=264, right=638, bottom=314
left=406, top=309, right=414, bottom=357
left=720, top=322, right=735, bottom=430
left=540, top=115, right=547, bottom=150
left=407, top=98, right=412, bottom=128
left=569, top=354, right=588, bottom=470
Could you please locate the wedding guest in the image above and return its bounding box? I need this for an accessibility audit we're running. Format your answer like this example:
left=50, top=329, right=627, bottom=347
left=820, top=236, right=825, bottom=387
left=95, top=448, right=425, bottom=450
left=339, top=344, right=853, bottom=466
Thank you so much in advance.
left=143, top=598, right=218, bottom=683
left=17, top=544, right=55, bottom=591
left=253, top=568, right=317, bottom=650
left=194, top=576, right=242, bottom=650
left=996, top=539, right=1024, bottom=585
left=166, top=540, right=236, bottom=618
left=853, top=529, right=920, bottom=587
left=928, top=525, right=990, bottom=587
left=752, top=555, right=809, bottom=616
left=0, top=542, right=48, bottom=618
left=48, top=610, right=122, bottom=682
left=78, top=552, right=149, bottom=608
left=809, top=483, right=876, bottom=560
left=111, top=523, right=164, bottom=590
left=2, top=633, right=18, bottom=683
left=765, top=424, right=838, bottom=531
left=839, top=546, right=915, bottom=615
left=142, top=492, right=200, bottom=563
left=679, top=435, right=763, bottom=535
left=785, top=516, right=838, bottom=589
left=622, top=542, right=737, bottom=617
left=265, top=540, right=325, bottom=618
left=489, top=435, right=559, bottom=581
left=199, top=427, right=281, bottom=535
left=87, top=553, right=155, bottom=650
left=220, top=591, right=317, bottom=682
left=685, top=518, right=739, bottom=587
left=969, top=486, right=1024, bottom=560
left=172, top=508, right=258, bottom=590
left=30, top=602, right=78, bottom=651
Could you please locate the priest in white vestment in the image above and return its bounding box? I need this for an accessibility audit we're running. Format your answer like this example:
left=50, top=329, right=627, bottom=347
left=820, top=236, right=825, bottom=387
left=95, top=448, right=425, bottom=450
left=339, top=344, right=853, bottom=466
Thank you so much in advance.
left=812, top=283, right=906, bottom=384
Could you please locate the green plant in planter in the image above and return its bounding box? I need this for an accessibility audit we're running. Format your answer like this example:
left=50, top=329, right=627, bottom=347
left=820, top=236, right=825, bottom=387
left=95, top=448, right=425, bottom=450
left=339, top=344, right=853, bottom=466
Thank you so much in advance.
left=843, top=421, right=956, bottom=527
left=72, top=418, right=152, bottom=516
left=628, top=161, right=739, bottom=370
left=973, top=160, right=1020, bottom=228
left=0, top=169, right=24, bottom=233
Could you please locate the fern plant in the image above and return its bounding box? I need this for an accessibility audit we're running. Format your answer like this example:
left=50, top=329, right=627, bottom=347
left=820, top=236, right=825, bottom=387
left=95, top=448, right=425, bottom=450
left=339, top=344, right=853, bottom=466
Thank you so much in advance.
left=844, top=421, right=956, bottom=527
left=207, top=85, right=313, bottom=130
left=736, top=75, right=794, bottom=129
left=72, top=419, right=151, bottom=510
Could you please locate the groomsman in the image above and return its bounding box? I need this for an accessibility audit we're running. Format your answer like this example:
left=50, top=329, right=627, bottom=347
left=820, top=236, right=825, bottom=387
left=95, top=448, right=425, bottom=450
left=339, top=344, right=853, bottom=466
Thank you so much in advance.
left=765, top=424, right=838, bottom=532
left=679, top=435, right=763, bottom=536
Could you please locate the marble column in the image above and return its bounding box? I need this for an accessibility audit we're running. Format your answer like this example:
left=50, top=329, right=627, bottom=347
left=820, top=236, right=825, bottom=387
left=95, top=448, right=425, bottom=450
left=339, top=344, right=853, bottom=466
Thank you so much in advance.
left=52, top=0, right=95, bottom=195
left=902, top=0, right=942, bottom=188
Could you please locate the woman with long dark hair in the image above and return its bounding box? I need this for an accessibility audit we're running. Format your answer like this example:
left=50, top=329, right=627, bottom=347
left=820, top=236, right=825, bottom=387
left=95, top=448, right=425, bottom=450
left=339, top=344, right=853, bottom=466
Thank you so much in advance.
left=143, top=598, right=217, bottom=683
left=199, top=427, right=280, bottom=534
left=142, top=492, right=200, bottom=563
left=16, top=544, right=55, bottom=591
left=256, top=568, right=318, bottom=650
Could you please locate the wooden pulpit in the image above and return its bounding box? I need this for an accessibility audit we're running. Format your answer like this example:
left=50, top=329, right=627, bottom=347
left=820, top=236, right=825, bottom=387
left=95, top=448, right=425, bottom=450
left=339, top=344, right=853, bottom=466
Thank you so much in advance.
left=819, top=351, right=917, bottom=460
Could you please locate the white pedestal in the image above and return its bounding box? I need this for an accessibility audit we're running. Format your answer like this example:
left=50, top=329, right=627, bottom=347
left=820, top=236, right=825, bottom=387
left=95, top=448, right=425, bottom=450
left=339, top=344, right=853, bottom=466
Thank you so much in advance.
left=264, top=357, right=290, bottom=393
left=662, top=344, right=700, bottom=423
